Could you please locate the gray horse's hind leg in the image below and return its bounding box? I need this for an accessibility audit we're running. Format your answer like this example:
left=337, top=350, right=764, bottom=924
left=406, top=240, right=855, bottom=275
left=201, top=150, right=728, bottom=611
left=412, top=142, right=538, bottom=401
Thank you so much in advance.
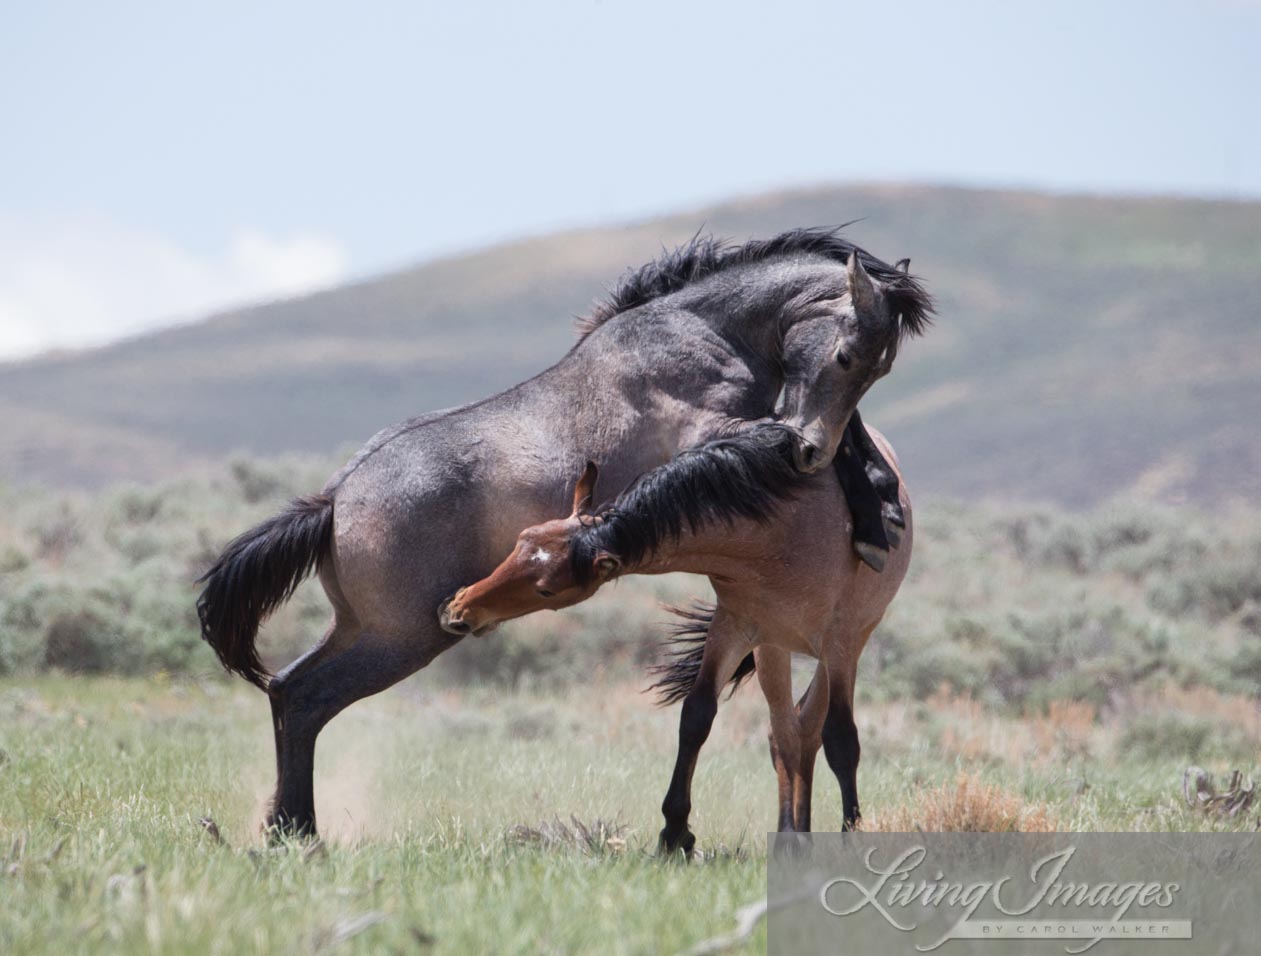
left=265, top=625, right=459, bottom=838
left=263, top=616, right=359, bottom=836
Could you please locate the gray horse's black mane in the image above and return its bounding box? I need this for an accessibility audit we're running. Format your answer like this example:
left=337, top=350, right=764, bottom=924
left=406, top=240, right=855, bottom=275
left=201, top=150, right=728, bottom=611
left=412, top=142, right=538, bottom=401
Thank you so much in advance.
left=569, top=424, right=804, bottom=587
left=577, top=226, right=933, bottom=341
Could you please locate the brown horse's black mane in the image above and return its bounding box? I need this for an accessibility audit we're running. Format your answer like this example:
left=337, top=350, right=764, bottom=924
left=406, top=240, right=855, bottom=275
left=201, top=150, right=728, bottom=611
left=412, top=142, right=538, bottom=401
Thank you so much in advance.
left=577, top=226, right=933, bottom=341
left=568, top=424, right=805, bottom=587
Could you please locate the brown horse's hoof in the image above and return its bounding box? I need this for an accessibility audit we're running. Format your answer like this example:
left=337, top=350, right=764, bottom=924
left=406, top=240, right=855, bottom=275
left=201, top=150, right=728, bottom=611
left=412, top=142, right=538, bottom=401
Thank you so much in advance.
left=657, top=827, right=696, bottom=859
left=262, top=813, right=318, bottom=845
left=771, top=831, right=812, bottom=861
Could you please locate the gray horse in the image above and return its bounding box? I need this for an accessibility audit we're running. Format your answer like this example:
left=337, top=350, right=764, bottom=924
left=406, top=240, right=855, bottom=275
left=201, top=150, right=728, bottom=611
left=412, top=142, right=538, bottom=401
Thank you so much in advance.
left=196, top=228, right=931, bottom=837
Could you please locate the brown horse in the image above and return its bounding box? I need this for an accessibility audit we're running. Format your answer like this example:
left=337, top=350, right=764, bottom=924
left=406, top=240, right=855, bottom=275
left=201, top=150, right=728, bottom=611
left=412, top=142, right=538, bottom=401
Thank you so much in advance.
left=439, top=423, right=912, bottom=851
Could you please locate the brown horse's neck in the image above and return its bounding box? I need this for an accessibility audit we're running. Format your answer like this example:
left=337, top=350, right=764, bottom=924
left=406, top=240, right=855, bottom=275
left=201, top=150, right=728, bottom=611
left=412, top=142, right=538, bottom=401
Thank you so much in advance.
left=615, top=521, right=775, bottom=584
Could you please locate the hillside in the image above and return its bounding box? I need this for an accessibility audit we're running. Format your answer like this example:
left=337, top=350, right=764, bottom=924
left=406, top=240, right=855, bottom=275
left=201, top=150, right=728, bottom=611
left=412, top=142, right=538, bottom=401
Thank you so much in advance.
left=1, top=184, right=1258, bottom=506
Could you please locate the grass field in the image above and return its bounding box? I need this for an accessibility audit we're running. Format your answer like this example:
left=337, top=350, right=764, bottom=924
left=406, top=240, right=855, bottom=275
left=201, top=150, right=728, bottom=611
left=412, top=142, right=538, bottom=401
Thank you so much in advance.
left=3, top=675, right=1256, bottom=955
left=3, top=474, right=1259, bottom=953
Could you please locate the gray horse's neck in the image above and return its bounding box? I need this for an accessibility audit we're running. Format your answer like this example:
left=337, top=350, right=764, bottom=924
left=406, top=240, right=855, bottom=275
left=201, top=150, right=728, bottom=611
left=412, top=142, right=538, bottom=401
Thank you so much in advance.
left=542, top=308, right=779, bottom=442
left=426, top=304, right=784, bottom=539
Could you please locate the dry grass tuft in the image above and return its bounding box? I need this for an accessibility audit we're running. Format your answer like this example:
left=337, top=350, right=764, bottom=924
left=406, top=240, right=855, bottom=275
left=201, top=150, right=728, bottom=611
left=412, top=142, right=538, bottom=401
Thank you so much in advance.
left=504, top=816, right=629, bottom=854
left=865, top=773, right=1060, bottom=832
left=1139, top=685, right=1261, bottom=736
left=930, top=687, right=1027, bottom=764
left=1029, top=699, right=1097, bottom=765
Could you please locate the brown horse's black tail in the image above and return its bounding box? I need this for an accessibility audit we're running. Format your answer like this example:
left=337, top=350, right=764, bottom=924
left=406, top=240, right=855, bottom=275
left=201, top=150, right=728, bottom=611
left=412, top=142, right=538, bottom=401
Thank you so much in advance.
left=196, top=494, right=335, bottom=690
left=647, top=601, right=756, bottom=705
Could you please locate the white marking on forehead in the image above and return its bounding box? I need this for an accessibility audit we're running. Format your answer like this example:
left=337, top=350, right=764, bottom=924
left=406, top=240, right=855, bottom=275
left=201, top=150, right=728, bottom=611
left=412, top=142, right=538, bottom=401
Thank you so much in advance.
left=530, top=547, right=552, bottom=565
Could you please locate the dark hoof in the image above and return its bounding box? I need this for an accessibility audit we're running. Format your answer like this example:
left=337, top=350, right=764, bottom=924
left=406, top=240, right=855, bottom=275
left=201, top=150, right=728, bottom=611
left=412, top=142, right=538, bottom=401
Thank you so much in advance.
left=657, top=827, right=696, bottom=859
left=854, top=541, right=888, bottom=573
left=882, top=501, right=906, bottom=530
left=884, top=524, right=902, bottom=550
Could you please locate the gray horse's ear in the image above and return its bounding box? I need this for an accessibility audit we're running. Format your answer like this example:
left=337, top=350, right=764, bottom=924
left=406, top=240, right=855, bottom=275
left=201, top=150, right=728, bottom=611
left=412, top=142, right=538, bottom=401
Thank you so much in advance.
left=895, top=257, right=911, bottom=274
left=847, top=250, right=878, bottom=314
left=572, top=460, right=598, bottom=516
left=593, top=551, right=621, bottom=579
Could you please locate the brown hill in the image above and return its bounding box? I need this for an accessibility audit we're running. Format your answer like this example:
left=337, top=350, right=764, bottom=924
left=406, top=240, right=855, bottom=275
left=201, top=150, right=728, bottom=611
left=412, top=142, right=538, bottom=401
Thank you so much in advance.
left=2, top=184, right=1257, bottom=506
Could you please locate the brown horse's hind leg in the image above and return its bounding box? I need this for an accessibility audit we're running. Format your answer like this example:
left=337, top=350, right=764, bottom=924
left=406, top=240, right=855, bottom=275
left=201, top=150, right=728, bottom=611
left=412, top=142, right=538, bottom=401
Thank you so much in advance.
left=755, top=647, right=798, bottom=832
left=658, top=612, right=750, bottom=857
left=754, top=646, right=829, bottom=834
left=265, top=625, right=459, bottom=839
left=792, top=661, right=829, bottom=832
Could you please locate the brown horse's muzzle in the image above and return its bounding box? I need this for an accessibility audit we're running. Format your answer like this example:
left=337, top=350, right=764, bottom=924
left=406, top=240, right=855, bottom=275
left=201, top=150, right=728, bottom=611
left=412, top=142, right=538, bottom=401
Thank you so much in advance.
left=438, top=588, right=497, bottom=637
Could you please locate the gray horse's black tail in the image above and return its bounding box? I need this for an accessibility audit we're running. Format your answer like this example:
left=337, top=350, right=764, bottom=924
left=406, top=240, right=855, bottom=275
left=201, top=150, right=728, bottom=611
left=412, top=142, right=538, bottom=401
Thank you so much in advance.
left=196, top=494, right=334, bottom=690
left=647, top=601, right=756, bottom=705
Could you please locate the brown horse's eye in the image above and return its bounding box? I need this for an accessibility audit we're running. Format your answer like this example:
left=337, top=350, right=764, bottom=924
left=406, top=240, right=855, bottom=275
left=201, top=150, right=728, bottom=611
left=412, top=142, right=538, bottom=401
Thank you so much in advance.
left=537, top=588, right=555, bottom=598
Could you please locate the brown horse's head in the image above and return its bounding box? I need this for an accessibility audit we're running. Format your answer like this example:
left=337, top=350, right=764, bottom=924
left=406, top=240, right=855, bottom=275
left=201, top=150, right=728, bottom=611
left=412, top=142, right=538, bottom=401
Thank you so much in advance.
left=438, top=462, right=619, bottom=636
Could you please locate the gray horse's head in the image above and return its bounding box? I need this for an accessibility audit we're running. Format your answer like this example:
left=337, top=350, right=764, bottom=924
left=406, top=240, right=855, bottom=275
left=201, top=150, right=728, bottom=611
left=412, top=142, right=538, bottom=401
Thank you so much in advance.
left=575, top=228, right=930, bottom=474
left=778, top=253, right=909, bottom=473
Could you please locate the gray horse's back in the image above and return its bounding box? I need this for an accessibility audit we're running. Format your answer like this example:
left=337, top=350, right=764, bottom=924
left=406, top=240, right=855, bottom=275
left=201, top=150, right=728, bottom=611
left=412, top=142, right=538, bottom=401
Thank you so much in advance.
left=322, top=405, right=565, bottom=636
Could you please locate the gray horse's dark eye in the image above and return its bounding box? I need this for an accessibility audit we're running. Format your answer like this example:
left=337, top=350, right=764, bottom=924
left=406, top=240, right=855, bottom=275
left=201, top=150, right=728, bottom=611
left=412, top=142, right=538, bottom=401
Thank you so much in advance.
left=836, top=350, right=852, bottom=369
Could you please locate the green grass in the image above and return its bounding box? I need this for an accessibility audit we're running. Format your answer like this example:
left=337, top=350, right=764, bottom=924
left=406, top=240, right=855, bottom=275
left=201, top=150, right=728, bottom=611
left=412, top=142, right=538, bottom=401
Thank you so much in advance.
left=3, top=676, right=1257, bottom=955
left=0, top=677, right=772, bottom=956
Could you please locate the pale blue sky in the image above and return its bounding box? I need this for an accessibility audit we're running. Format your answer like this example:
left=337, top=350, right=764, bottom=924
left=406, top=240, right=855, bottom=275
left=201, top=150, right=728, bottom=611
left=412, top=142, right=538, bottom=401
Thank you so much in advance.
left=1, top=0, right=1257, bottom=357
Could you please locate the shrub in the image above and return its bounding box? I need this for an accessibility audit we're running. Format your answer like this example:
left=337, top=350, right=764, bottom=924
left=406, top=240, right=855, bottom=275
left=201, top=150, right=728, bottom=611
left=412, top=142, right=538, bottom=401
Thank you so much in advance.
left=43, top=605, right=125, bottom=673
left=1, top=465, right=1257, bottom=699
left=1116, top=713, right=1214, bottom=762
left=866, top=773, right=1059, bottom=832
left=1146, top=553, right=1261, bottom=621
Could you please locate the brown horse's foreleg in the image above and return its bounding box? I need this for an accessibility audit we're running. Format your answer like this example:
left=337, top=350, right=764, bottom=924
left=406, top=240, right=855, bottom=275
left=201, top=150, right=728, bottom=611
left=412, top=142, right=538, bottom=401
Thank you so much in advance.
left=266, top=625, right=459, bottom=839
left=820, top=650, right=863, bottom=831
left=658, top=615, right=750, bottom=857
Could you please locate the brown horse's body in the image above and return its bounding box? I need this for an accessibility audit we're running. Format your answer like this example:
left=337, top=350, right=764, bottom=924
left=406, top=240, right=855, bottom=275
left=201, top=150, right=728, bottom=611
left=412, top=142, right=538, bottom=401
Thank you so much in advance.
left=442, top=424, right=912, bottom=847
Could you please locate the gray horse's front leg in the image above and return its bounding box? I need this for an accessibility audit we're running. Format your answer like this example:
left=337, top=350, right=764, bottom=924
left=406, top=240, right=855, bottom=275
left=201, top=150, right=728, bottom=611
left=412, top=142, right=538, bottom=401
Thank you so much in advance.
left=834, top=418, right=891, bottom=572
left=851, top=409, right=905, bottom=542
